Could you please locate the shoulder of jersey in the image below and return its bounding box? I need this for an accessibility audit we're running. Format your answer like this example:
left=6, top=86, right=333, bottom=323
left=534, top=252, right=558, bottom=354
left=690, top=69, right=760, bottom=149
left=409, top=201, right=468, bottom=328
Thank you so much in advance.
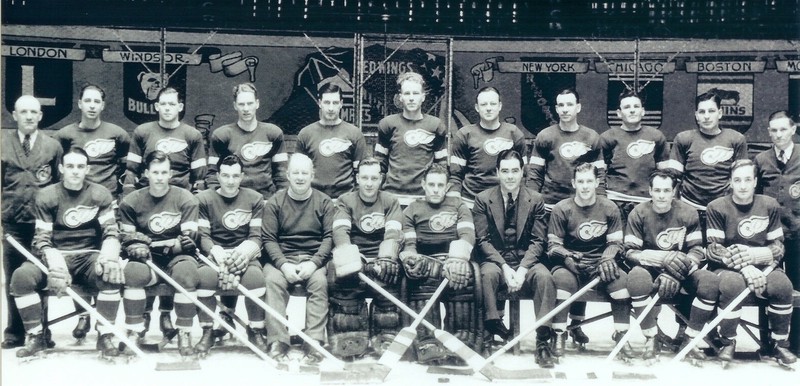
left=337, top=191, right=359, bottom=205
left=596, top=196, right=617, bottom=209
left=85, top=181, right=113, bottom=199
left=38, top=183, right=61, bottom=198
left=721, top=128, right=746, bottom=140
left=706, top=195, right=730, bottom=210
left=552, top=197, right=573, bottom=211
left=755, top=194, right=780, bottom=208
left=238, top=187, right=263, bottom=201
left=579, top=125, right=600, bottom=136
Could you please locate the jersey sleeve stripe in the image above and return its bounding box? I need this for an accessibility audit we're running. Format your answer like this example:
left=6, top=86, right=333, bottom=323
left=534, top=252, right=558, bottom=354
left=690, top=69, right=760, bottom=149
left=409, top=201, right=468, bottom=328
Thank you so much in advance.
left=656, top=160, right=671, bottom=169
left=706, top=228, right=726, bottom=240
left=547, top=234, right=564, bottom=245
left=528, top=156, right=546, bottom=166
left=607, top=231, right=623, bottom=242
left=332, top=219, right=352, bottom=229
left=450, top=156, right=467, bottom=166
left=434, top=149, right=449, bottom=159
left=767, top=228, right=784, bottom=241
left=35, top=220, right=53, bottom=231
left=120, top=224, right=137, bottom=233
left=664, top=159, right=684, bottom=172
left=190, top=159, right=207, bottom=169
left=352, top=161, right=360, bottom=168
left=623, top=235, right=643, bottom=247
left=127, top=152, right=143, bottom=164
left=198, top=219, right=211, bottom=228
left=457, top=221, right=475, bottom=230
left=385, top=220, right=402, bottom=231
left=591, top=160, right=607, bottom=169
left=98, top=210, right=116, bottom=225
left=686, top=231, right=702, bottom=243
left=404, top=231, right=417, bottom=240
left=208, top=156, right=220, bottom=165
left=181, top=221, right=199, bottom=232
left=374, top=144, right=389, bottom=155
left=272, top=153, right=289, bottom=162
left=249, top=218, right=262, bottom=228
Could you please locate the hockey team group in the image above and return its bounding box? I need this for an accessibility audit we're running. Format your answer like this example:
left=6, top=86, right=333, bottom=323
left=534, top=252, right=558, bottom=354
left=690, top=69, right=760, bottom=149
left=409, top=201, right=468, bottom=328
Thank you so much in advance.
left=2, top=70, right=799, bottom=373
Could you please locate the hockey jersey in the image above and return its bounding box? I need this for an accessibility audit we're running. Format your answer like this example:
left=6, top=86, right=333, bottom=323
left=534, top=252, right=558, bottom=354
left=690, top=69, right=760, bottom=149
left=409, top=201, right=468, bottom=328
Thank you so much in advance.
left=448, top=122, right=527, bottom=200
left=667, top=129, right=748, bottom=208
left=296, top=121, right=367, bottom=198
left=375, top=113, right=448, bottom=198
left=706, top=195, right=784, bottom=270
left=32, top=182, right=118, bottom=253
left=126, top=122, right=207, bottom=190
left=599, top=125, right=670, bottom=202
left=755, top=145, right=800, bottom=240
left=53, top=122, right=131, bottom=194
left=196, top=187, right=264, bottom=253
left=262, top=189, right=334, bottom=268
left=206, top=122, right=288, bottom=197
left=528, top=125, right=607, bottom=205
left=548, top=196, right=623, bottom=261
left=402, top=197, right=475, bottom=256
left=624, top=200, right=703, bottom=254
left=1, top=132, right=62, bottom=225
left=332, top=191, right=403, bottom=259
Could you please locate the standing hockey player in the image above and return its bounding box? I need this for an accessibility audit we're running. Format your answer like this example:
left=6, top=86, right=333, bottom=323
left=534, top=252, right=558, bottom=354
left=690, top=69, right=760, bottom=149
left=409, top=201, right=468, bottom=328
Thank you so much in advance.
left=194, top=155, right=267, bottom=356
left=53, top=84, right=131, bottom=341
left=546, top=163, right=631, bottom=361
left=10, top=147, right=125, bottom=359
left=329, top=157, right=404, bottom=358
left=374, top=72, right=448, bottom=206
left=624, top=170, right=720, bottom=364
left=2, top=95, right=62, bottom=349
left=528, top=88, right=605, bottom=347
left=262, top=154, right=334, bottom=365
left=401, top=164, right=479, bottom=364
left=705, top=159, right=796, bottom=368
left=449, top=87, right=527, bottom=205
left=754, top=110, right=800, bottom=355
left=472, top=149, right=556, bottom=368
left=119, top=151, right=205, bottom=357
left=296, top=83, right=367, bottom=199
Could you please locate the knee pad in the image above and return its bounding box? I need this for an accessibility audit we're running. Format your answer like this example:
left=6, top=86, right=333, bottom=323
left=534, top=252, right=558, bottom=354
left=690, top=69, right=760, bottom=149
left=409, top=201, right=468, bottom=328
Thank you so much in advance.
left=170, top=261, right=200, bottom=290
left=553, top=269, right=578, bottom=292
left=718, top=273, right=746, bottom=298
left=10, top=265, right=41, bottom=295
left=694, top=271, right=720, bottom=300
left=124, top=261, right=152, bottom=287
left=626, top=267, right=654, bottom=297
left=767, top=272, right=794, bottom=303
left=370, top=300, right=401, bottom=355
left=239, top=266, right=265, bottom=290
left=327, top=297, right=369, bottom=358
left=197, top=265, right=218, bottom=290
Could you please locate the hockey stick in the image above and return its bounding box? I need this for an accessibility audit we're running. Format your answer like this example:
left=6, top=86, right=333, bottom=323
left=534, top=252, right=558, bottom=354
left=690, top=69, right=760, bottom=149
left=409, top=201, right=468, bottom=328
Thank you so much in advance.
left=671, top=264, right=777, bottom=364
left=604, top=293, right=661, bottom=362
left=195, top=253, right=346, bottom=370
left=143, top=259, right=278, bottom=367
left=5, top=235, right=151, bottom=362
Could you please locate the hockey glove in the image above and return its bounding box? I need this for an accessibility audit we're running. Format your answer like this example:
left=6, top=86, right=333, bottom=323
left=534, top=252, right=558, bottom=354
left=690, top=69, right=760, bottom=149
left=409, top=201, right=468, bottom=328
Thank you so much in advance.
left=654, top=273, right=681, bottom=299
left=443, top=258, right=471, bottom=290
left=562, top=253, right=582, bottom=276
left=373, top=257, right=400, bottom=285
left=597, top=257, right=620, bottom=283
left=706, top=243, right=734, bottom=268
left=400, top=252, right=433, bottom=280
left=122, top=232, right=152, bottom=261
left=95, top=257, right=125, bottom=285
left=209, top=245, right=228, bottom=266
left=740, top=265, right=767, bottom=295
left=728, top=244, right=762, bottom=270
left=663, top=250, right=692, bottom=281
left=169, top=235, right=197, bottom=256
left=44, top=249, right=71, bottom=296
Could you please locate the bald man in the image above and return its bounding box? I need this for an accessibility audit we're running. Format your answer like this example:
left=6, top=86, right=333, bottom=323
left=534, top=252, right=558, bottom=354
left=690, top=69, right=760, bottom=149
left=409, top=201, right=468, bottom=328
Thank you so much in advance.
left=1, top=95, right=63, bottom=348
left=262, top=154, right=334, bottom=365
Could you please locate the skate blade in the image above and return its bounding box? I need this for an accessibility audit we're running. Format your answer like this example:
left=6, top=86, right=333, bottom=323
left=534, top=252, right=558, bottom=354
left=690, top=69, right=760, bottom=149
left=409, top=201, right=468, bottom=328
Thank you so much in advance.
left=777, top=359, right=797, bottom=371
left=155, top=360, right=201, bottom=371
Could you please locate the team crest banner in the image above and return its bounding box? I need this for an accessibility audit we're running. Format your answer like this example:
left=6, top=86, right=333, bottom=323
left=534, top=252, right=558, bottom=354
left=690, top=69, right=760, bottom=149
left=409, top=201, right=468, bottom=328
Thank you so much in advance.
left=517, top=58, right=584, bottom=136
left=115, top=48, right=190, bottom=125
left=696, top=74, right=754, bottom=134
left=776, top=60, right=800, bottom=124
left=597, top=61, right=673, bottom=129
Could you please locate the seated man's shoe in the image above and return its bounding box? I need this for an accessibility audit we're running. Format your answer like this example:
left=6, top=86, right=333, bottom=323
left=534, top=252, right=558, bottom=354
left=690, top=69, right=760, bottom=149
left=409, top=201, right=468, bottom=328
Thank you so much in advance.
left=302, top=341, right=326, bottom=366
left=484, top=319, right=511, bottom=341
left=2, top=336, right=24, bottom=349
left=268, top=341, right=290, bottom=362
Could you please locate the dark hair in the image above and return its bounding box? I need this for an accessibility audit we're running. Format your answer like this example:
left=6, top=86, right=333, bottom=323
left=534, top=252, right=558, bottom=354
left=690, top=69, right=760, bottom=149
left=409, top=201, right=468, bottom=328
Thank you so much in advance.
left=144, top=150, right=171, bottom=169
left=648, top=170, right=677, bottom=189
left=572, top=162, right=598, bottom=179
left=357, top=157, right=382, bottom=173
left=730, top=159, right=756, bottom=178
left=233, top=83, right=258, bottom=100
left=557, top=88, right=580, bottom=103
left=79, top=84, right=106, bottom=101
left=476, top=86, right=502, bottom=104
left=768, top=110, right=796, bottom=125
left=423, top=163, right=449, bottom=180
left=495, top=149, right=524, bottom=170
left=62, top=146, right=90, bottom=163
left=218, top=154, right=243, bottom=170
left=157, top=87, right=183, bottom=104
left=317, top=83, right=342, bottom=100
left=617, top=89, right=643, bottom=106
left=695, top=91, right=721, bottom=110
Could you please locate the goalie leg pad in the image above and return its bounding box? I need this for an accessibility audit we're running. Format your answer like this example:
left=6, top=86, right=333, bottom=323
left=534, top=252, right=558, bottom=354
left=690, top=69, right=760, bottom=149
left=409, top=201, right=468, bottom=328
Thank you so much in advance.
left=443, top=298, right=480, bottom=352
left=327, top=296, right=370, bottom=358
left=370, top=297, right=401, bottom=355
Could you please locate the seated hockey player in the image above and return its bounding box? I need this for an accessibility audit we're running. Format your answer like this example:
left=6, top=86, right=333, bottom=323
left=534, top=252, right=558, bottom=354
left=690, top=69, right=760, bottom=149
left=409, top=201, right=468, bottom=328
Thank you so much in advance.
left=546, top=163, right=631, bottom=361
left=705, top=159, right=797, bottom=368
left=262, top=154, right=335, bottom=365
left=472, top=149, right=556, bottom=368
left=328, top=157, right=404, bottom=359
left=118, top=151, right=207, bottom=357
left=624, top=170, right=720, bottom=364
left=194, top=155, right=266, bottom=356
left=10, top=147, right=125, bottom=359
left=400, top=164, right=479, bottom=364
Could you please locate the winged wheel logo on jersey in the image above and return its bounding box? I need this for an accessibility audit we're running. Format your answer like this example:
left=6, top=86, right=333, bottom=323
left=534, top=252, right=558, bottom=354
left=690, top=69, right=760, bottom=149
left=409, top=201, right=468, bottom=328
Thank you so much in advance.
left=83, top=139, right=116, bottom=158
left=700, top=146, right=734, bottom=166
left=656, top=226, right=687, bottom=250
left=790, top=182, right=800, bottom=199
left=63, top=205, right=100, bottom=228
left=559, top=141, right=591, bottom=161
left=577, top=220, right=608, bottom=241
left=240, top=141, right=273, bottom=161
left=222, top=209, right=252, bottom=231
left=35, top=165, right=52, bottom=183
left=738, top=216, right=769, bottom=239
left=148, top=211, right=182, bottom=234
left=155, top=137, right=189, bottom=154
left=483, top=137, right=514, bottom=156
left=626, top=140, right=656, bottom=159
left=319, top=138, right=352, bottom=157
left=359, top=212, right=386, bottom=233
left=403, top=129, right=436, bottom=147
left=429, top=211, right=458, bottom=232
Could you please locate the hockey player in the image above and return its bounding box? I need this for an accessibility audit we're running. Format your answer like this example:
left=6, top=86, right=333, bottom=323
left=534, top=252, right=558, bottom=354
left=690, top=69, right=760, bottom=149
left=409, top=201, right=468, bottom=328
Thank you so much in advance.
left=118, top=151, right=206, bottom=357
left=2, top=95, right=62, bottom=349
left=296, top=83, right=367, bottom=199
left=262, top=154, right=334, bottom=365
left=124, top=87, right=207, bottom=338
left=473, top=149, right=556, bottom=368
left=546, top=163, right=631, bottom=361
left=375, top=72, right=448, bottom=206
left=401, top=164, right=479, bottom=364
left=754, top=110, right=800, bottom=355
left=194, top=155, right=266, bottom=356
left=53, top=84, right=131, bottom=341
left=599, top=90, right=670, bottom=222
left=10, top=147, right=125, bottom=358
left=528, top=88, right=605, bottom=346
left=206, top=82, right=288, bottom=198
left=705, top=159, right=796, bottom=368
left=624, top=170, right=719, bottom=363
left=449, top=87, right=527, bottom=205
left=329, top=157, right=403, bottom=358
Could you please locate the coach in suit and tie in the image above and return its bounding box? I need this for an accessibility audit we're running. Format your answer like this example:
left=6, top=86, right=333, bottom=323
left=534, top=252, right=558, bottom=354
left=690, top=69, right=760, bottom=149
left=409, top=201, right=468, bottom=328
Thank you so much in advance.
left=473, top=149, right=556, bottom=368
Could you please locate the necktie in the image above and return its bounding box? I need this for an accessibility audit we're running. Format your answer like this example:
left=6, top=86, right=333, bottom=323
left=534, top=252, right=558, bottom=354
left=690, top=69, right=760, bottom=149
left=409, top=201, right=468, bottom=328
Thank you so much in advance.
left=778, top=150, right=786, bottom=170
left=504, top=193, right=517, bottom=244
left=22, top=134, right=31, bottom=157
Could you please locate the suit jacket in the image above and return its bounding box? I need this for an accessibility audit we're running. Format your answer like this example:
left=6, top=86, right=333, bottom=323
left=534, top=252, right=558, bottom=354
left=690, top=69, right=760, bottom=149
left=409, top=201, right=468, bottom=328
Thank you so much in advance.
left=473, top=185, right=547, bottom=269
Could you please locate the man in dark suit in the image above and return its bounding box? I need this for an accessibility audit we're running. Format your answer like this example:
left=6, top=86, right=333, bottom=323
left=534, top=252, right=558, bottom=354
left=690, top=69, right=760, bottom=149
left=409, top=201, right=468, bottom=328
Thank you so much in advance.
left=473, top=149, right=557, bottom=368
